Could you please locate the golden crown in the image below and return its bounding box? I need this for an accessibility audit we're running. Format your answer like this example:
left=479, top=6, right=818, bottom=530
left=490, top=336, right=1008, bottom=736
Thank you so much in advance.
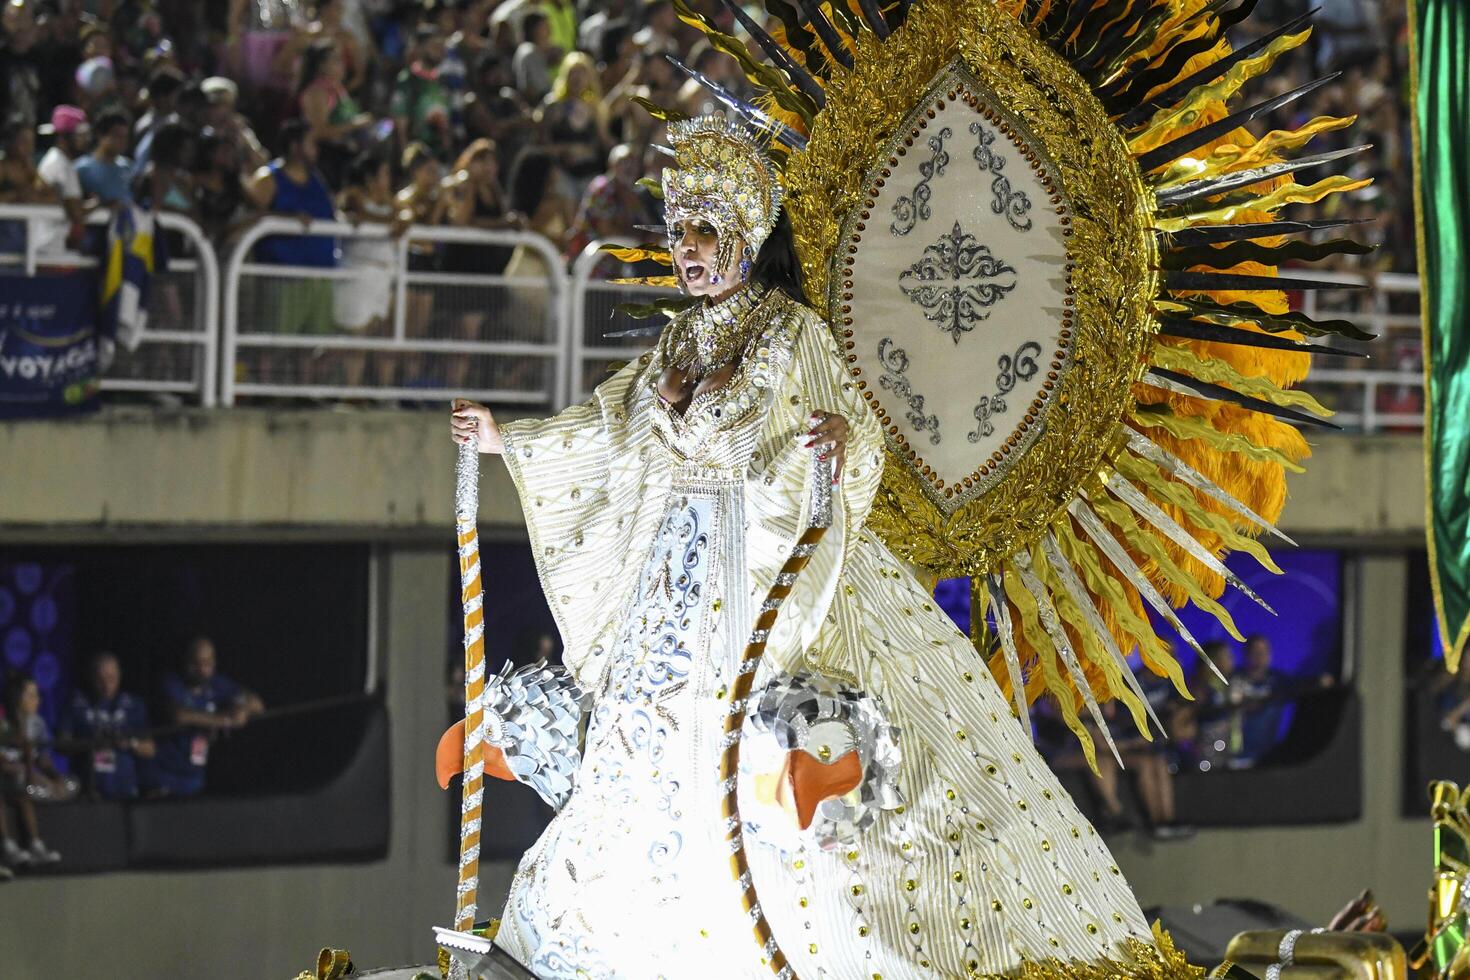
left=661, top=115, right=784, bottom=260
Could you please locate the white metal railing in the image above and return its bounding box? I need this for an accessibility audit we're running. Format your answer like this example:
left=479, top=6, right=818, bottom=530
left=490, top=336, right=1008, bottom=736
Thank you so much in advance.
left=220, top=219, right=569, bottom=408
left=0, top=203, right=220, bottom=407
left=0, top=213, right=1429, bottom=430
left=569, top=238, right=677, bottom=404
left=1279, top=268, right=1424, bottom=432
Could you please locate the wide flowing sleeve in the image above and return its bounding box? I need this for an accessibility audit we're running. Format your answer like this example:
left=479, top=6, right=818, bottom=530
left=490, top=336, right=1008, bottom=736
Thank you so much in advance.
left=744, top=302, right=885, bottom=678
left=499, top=353, right=672, bottom=689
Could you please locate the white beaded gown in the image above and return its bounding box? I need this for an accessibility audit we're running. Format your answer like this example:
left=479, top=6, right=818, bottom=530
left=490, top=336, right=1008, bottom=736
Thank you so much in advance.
left=491, top=286, right=1187, bottom=979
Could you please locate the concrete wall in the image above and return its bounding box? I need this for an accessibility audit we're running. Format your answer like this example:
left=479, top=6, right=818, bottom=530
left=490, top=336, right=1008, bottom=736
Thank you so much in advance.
left=0, top=410, right=1440, bottom=976
left=0, top=409, right=1428, bottom=541
left=0, top=549, right=522, bottom=979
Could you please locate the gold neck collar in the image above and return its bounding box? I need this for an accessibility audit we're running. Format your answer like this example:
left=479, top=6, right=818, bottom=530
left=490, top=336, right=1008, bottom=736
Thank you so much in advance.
left=680, top=285, right=767, bottom=376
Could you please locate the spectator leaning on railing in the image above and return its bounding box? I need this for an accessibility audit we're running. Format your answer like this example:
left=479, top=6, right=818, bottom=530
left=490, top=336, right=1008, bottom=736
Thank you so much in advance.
left=75, top=107, right=134, bottom=206
left=334, top=150, right=401, bottom=390
left=33, top=105, right=92, bottom=255
left=151, top=636, right=265, bottom=798
left=0, top=119, right=49, bottom=202
left=245, top=117, right=338, bottom=379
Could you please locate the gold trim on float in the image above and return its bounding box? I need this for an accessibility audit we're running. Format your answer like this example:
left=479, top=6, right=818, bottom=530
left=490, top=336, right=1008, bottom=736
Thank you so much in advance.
left=786, top=0, right=1158, bottom=578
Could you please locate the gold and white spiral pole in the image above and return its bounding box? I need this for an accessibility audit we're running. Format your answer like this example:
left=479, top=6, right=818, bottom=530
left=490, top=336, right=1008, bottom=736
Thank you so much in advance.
left=721, top=452, right=834, bottom=980
left=452, top=438, right=488, bottom=936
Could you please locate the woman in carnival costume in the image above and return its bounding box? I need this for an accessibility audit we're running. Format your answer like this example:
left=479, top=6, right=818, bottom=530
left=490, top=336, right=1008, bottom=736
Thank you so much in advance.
left=442, top=0, right=1378, bottom=968
left=450, top=114, right=1189, bottom=979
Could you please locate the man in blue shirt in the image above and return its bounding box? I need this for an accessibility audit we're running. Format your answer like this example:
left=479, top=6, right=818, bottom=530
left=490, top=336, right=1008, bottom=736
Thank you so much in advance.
left=149, top=637, right=265, bottom=797
left=1236, top=634, right=1287, bottom=767
left=62, top=652, right=155, bottom=800
left=74, top=109, right=134, bottom=206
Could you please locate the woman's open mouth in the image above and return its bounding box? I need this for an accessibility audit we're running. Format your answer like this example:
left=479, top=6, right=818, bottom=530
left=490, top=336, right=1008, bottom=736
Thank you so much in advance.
left=682, top=262, right=706, bottom=283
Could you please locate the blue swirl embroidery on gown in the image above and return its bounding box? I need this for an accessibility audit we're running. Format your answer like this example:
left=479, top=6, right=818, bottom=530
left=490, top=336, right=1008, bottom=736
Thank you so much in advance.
left=609, top=497, right=710, bottom=704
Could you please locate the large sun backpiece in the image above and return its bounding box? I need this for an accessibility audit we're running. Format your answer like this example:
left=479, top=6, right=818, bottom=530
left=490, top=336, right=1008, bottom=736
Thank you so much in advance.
left=593, top=0, right=1375, bottom=975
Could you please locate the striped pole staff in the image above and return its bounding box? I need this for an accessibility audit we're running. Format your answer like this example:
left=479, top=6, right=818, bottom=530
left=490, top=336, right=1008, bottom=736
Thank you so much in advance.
left=453, top=438, right=489, bottom=934
left=720, top=453, right=834, bottom=980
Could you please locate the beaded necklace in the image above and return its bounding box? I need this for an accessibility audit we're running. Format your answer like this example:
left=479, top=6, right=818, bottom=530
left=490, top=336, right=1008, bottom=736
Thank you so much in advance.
left=670, top=284, right=768, bottom=378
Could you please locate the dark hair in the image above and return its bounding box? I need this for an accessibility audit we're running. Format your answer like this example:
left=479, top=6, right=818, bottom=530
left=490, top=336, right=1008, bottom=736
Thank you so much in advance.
left=507, top=146, right=556, bottom=216
left=280, top=117, right=311, bottom=156
left=147, top=67, right=185, bottom=100
left=150, top=119, right=193, bottom=169
left=179, top=82, right=207, bottom=113
left=346, top=150, right=385, bottom=188
left=1202, top=639, right=1234, bottom=663
left=192, top=127, right=226, bottom=172
left=750, top=209, right=805, bottom=305
left=3, top=674, right=37, bottom=718
left=521, top=10, right=547, bottom=40
left=297, top=39, right=337, bottom=97
left=95, top=108, right=130, bottom=136
left=598, top=19, right=632, bottom=66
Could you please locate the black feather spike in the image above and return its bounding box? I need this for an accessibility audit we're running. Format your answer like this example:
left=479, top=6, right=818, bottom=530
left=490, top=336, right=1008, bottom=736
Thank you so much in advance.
left=1051, top=0, right=1102, bottom=48
left=604, top=324, right=668, bottom=338
left=1145, top=368, right=1340, bottom=428
left=1070, top=0, right=1147, bottom=67
left=794, top=0, right=855, bottom=69
left=1215, top=0, right=1262, bottom=33
left=1162, top=217, right=1370, bottom=247
left=1119, top=7, right=1318, bottom=129
left=856, top=0, right=891, bottom=38
left=1078, top=5, right=1171, bottom=81
left=1036, top=0, right=1080, bottom=42
left=1156, top=315, right=1368, bottom=356
left=1135, top=73, right=1340, bottom=174
left=764, top=0, right=825, bottom=75
left=1161, top=236, right=1375, bottom=270
left=1156, top=145, right=1371, bottom=207
left=825, top=0, right=862, bottom=41
left=1100, top=0, right=1237, bottom=105
left=1164, top=269, right=1366, bottom=292
left=1164, top=295, right=1375, bottom=340
left=717, top=0, right=826, bottom=108
left=1094, top=7, right=1172, bottom=84
left=1067, top=0, right=1131, bottom=55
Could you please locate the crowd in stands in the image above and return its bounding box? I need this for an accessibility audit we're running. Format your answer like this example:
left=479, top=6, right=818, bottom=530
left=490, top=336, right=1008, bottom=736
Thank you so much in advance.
left=0, top=0, right=699, bottom=273
left=1040, top=634, right=1339, bottom=841
left=0, top=635, right=264, bottom=879
left=0, top=0, right=1426, bottom=418
left=0, top=2, right=1418, bottom=349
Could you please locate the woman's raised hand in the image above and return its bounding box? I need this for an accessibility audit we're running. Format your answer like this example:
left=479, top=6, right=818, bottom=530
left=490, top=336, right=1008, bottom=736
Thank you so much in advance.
left=451, top=399, right=504, bottom=454
left=804, top=411, right=849, bottom=484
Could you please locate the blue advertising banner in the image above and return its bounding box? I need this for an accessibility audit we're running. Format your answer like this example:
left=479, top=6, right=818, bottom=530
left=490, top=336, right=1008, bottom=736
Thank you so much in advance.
left=0, top=273, right=101, bottom=418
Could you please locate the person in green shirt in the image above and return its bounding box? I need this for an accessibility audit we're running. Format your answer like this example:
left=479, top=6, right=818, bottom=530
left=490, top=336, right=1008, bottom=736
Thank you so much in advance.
left=392, top=26, right=455, bottom=160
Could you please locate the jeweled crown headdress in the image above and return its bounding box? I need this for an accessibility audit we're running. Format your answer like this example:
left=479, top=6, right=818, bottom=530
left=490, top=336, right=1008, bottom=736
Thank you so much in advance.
left=661, top=115, right=784, bottom=281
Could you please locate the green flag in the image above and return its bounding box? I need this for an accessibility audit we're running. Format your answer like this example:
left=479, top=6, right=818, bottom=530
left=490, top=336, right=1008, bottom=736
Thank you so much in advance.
left=1411, top=0, right=1470, bottom=674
